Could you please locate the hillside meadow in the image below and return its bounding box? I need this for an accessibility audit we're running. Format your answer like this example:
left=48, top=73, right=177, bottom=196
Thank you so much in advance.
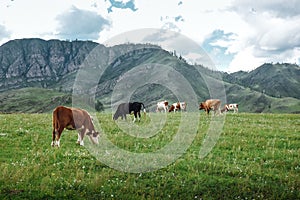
left=0, top=112, right=299, bottom=199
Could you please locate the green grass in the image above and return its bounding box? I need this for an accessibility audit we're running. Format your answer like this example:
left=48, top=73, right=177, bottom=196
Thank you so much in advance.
left=0, top=87, right=72, bottom=113
left=0, top=113, right=299, bottom=199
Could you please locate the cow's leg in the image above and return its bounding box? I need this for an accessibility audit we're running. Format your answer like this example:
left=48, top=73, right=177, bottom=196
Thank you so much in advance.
left=206, top=108, right=210, bottom=115
left=57, top=127, right=64, bottom=147
left=53, top=127, right=64, bottom=147
left=214, top=109, right=217, bottom=116
left=51, top=129, right=56, bottom=147
left=215, top=107, right=221, bottom=116
left=213, top=107, right=216, bottom=115
left=76, top=125, right=86, bottom=146
left=56, top=139, right=60, bottom=147
left=138, top=111, right=141, bottom=121
left=133, top=111, right=137, bottom=122
left=77, top=132, right=81, bottom=144
left=213, top=107, right=217, bottom=116
left=234, top=107, right=238, bottom=113
left=78, top=129, right=85, bottom=146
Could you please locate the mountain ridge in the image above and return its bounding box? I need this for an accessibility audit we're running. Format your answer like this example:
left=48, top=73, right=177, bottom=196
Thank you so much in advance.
left=223, top=63, right=300, bottom=99
left=0, top=38, right=299, bottom=113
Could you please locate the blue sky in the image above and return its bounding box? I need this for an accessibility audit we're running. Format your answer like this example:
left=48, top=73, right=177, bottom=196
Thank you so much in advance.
left=0, top=0, right=299, bottom=72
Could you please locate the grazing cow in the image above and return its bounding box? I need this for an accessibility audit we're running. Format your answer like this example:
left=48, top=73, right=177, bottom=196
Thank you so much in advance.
left=156, top=100, right=169, bottom=112
left=199, top=99, right=221, bottom=115
left=113, top=102, right=146, bottom=122
left=220, top=107, right=227, bottom=114
left=51, top=106, right=99, bottom=147
left=225, top=103, right=239, bottom=113
left=169, top=102, right=187, bottom=112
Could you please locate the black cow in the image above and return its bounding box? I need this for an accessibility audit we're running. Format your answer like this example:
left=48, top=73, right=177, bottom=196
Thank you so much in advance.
left=113, top=102, right=146, bottom=122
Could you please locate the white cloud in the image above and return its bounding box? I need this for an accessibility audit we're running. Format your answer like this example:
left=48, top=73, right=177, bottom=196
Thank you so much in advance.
left=228, top=46, right=264, bottom=72
left=225, top=0, right=300, bottom=71
left=0, top=0, right=299, bottom=72
left=56, top=6, right=110, bottom=40
left=257, top=18, right=300, bottom=52
left=230, top=0, right=300, bottom=18
left=0, top=24, right=10, bottom=44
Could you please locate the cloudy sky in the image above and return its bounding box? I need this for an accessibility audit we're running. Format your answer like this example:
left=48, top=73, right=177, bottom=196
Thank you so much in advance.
left=0, top=0, right=299, bottom=72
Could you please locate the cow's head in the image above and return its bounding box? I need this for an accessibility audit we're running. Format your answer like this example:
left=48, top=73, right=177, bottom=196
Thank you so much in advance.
left=168, top=105, right=175, bottom=112
left=113, top=112, right=120, bottom=120
left=221, top=107, right=228, bottom=113
left=199, top=102, right=206, bottom=110
left=86, top=131, right=99, bottom=144
left=164, top=101, right=169, bottom=106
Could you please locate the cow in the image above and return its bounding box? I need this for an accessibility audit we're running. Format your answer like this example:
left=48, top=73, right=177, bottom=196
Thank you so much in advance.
left=199, top=99, right=221, bottom=115
left=225, top=103, right=239, bottom=113
left=51, top=106, right=99, bottom=147
left=113, top=102, right=146, bottom=122
left=169, top=102, right=187, bottom=112
left=220, top=107, right=227, bottom=114
left=156, top=100, right=169, bottom=112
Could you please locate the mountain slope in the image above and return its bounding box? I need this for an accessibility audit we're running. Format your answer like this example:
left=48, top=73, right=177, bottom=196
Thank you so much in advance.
left=223, top=63, right=300, bottom=99
left=95, top=47, right=211, bottom=108
left=0, top=38, right=299, bottom=113
left=225, top=82, right=300, bottom=113
left=0, top=38, right=98, bottom=91
left=0, top=87, right=72, bottom=113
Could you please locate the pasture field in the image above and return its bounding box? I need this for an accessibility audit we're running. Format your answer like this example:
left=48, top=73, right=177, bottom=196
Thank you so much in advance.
left=0, top=112, right=299, bottom=199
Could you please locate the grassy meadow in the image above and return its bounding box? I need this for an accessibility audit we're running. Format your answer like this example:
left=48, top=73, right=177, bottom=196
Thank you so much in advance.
left=0, top=112, right=299, bottom=199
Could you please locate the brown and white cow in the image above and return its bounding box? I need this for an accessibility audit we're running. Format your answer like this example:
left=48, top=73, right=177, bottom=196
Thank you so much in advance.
left=51, top=106, right=99, bottom=147
left=225, top=103, right=239, bottom=113
left=156, top=100, right=169, bottom=112
left=220, top=107, right=227, bottom=114
left=199, top=99, right=221, bottom=115
left=169, top=102, right=187, bottom=112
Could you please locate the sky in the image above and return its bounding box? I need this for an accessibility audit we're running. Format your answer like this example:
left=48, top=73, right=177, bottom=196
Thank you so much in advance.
left=0, top=0, right=299, bottom=72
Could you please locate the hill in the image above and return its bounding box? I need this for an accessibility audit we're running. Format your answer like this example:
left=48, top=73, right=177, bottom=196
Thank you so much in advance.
left=0, top=38, right=299, bottom=113
left=223, top=63, right=300, bottom=99
left=0, top=87, right=72, bottom=113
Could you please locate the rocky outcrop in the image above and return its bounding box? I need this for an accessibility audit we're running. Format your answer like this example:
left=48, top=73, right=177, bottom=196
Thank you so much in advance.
left=0, top=38, right=99, bottom=91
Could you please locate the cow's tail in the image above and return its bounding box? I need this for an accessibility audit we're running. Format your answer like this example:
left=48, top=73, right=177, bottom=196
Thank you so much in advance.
left=52, top=108, right=60, bottom=145
left=141, top=103, right=146, bottom=115
left=52, top=108, right=59, bottom=132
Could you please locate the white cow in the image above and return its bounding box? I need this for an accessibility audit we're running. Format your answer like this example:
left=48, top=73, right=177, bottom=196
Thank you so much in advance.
left=156, top=100, right=169, bottom=113
left=225, top=103, right=239, bottom=113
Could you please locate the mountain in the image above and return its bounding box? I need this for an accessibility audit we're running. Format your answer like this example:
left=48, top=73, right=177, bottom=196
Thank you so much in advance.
left=223, top=63, right=300, bottom=99
left=0, top=38, right=98, bottom=91
left=0, top=38, right=299, bottom=113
